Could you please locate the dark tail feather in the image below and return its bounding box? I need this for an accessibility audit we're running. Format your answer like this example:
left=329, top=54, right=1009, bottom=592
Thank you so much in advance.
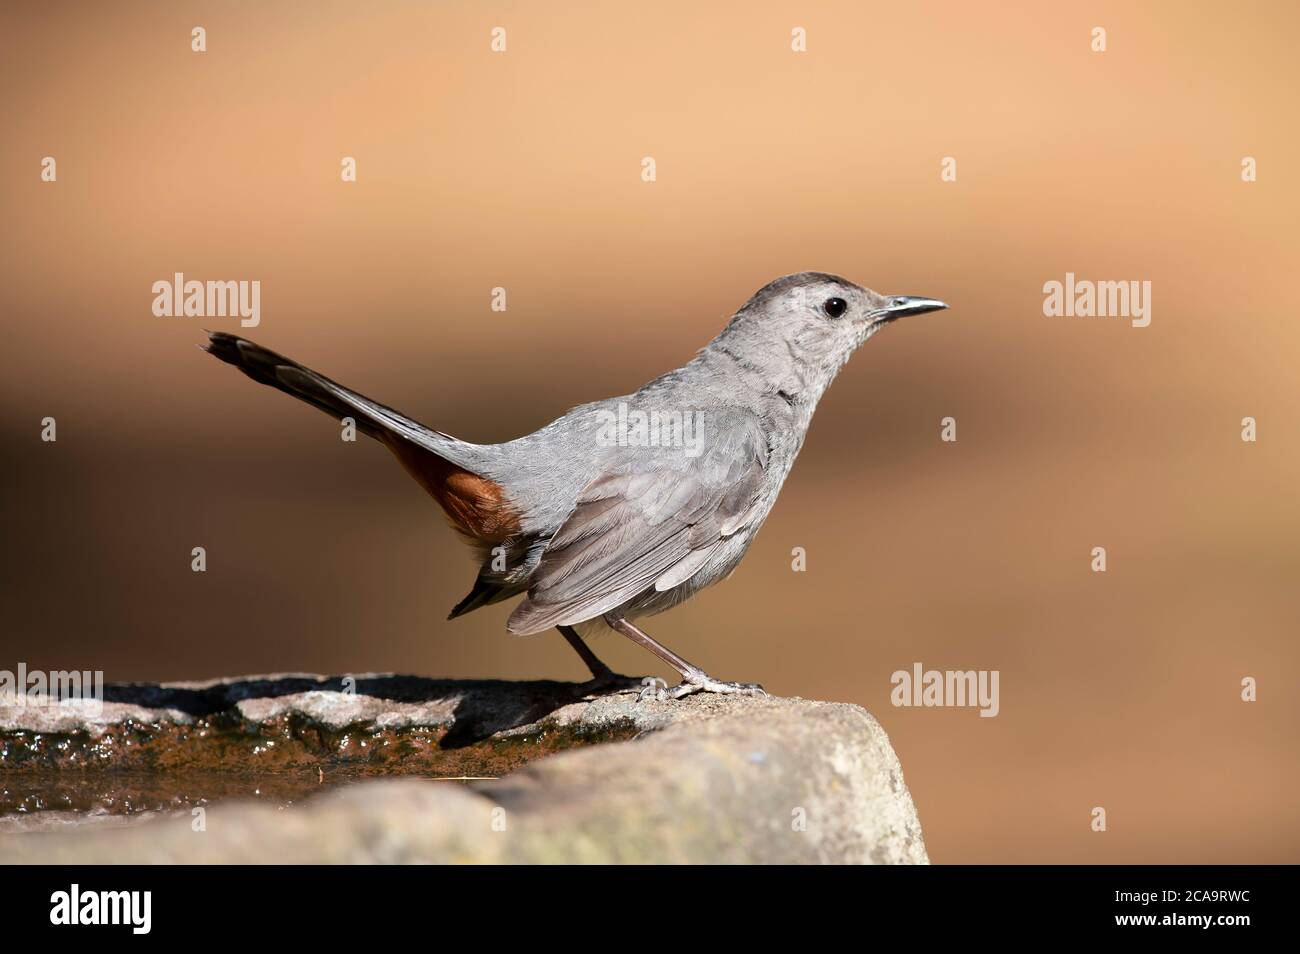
left=448, top=572, right=527, bottom=620
left=203, top=332, right=391, bottom=439
left=202, top=331, right=522, bottom=557
left=448, top=576, right=500, bottom=619
left=202, top=332, right=481, bottom=464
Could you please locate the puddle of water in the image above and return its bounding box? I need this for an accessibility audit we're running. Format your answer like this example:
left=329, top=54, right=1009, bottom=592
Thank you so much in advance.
left=0, top=717, right=640, bottom=832
left=0, top=768, right=487, bottom=833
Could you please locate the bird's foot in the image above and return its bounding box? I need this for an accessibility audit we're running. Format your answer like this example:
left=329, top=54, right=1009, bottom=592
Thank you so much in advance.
left=580, top=667, right=648, bottom=696
left=669, top=677, right=766, bottom=700
left=642, top=672, right=766, bottom=701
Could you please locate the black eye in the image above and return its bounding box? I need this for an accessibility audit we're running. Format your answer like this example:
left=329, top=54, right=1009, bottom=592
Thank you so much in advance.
left=822, top=297, right=847, bottom=318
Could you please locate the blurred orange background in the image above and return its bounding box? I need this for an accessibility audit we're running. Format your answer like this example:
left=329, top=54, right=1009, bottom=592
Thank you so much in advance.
left=3, top=1, right=1297, bottom=863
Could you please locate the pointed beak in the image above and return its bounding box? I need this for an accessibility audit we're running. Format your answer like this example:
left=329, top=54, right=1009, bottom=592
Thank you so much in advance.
left=880, top=296, right=949, bottom=322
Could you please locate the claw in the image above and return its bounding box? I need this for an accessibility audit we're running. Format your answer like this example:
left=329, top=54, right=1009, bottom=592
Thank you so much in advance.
left=637, top=676, right=669, bottom=702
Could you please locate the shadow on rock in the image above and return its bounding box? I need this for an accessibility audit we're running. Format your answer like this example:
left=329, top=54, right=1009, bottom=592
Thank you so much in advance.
left=99, top=673, right=626, bottom=746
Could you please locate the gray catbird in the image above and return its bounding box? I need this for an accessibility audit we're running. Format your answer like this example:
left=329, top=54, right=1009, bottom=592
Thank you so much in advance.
left=203, top=272, right=947, bottom=697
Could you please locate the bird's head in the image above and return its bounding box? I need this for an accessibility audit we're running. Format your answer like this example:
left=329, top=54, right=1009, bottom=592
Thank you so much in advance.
left=715, top=272, right=948, bottom=403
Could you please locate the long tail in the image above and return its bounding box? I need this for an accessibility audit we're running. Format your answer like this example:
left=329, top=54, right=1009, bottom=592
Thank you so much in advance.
left=203, top=331, right=455, bottom=446
left=201, top=332, right=520, bottom=549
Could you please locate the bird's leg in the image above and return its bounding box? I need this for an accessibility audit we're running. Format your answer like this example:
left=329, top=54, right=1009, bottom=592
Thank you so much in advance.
left=602, top=614, right=765, bottom=700
left=556, top=625, right=642, bottom=692
left=557, top=624, right=614, bottom=679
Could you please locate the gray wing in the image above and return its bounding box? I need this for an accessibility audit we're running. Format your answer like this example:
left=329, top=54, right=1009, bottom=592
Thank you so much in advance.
left=506, top=409, right=769, bottom=634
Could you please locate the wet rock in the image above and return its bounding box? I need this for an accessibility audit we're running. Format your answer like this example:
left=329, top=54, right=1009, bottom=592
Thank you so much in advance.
left=0, top=675, right=927, bottom=863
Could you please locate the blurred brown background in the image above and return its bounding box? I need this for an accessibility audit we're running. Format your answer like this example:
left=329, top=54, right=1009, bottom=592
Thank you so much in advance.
left=3, top=1, right=1297, bottom=863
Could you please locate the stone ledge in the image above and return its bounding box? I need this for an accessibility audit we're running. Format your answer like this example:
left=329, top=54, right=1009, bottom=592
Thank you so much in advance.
left=0, top=675, right=927, bottom=863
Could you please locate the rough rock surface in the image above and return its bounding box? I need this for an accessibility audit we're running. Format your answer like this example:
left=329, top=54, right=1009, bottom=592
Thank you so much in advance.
left=0, top=674, right=928, bottom=863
